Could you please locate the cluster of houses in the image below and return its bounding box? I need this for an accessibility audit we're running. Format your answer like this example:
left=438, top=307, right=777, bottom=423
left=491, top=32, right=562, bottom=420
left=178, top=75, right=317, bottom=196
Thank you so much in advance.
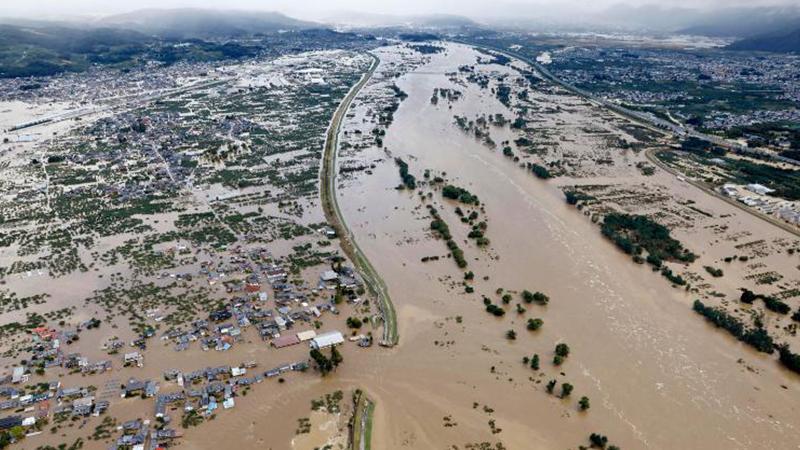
left=144, top=360, right=309, bottom=436
left=0, top=383, right=55, bottom=415
left=2, top=324, right=115, bottom=389
left=0, top=58, right=217, bottom=107
left=0, top=217, right=366, bottom=447
left=0, top=240, right=366, bottom=448
left=107, top=418, right=181, bottom=450
left=0, top=324, right=155, bottom=442
left=271, top=329, right=346, bottom=350
left=52, top=388, right=109, bottom=418
left=719, top=183, right=800, bottom=226
left=778, top=207, right=800, bottom=225
left=155, top=245, right=364, bottom=356
left=0, top=380, right=111, bottom=438
left=550, top=44, right=800, bottom=145
left=2, top=357, right=305, bottom=446
left=1, top=357, right=315, bottom=447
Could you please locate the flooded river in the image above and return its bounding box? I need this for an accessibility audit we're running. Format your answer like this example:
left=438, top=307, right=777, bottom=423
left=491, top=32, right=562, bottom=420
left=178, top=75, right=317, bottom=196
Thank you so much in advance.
left=324, top=43, right=800, bottom=449
left=62, top=42, right=800, bottom=450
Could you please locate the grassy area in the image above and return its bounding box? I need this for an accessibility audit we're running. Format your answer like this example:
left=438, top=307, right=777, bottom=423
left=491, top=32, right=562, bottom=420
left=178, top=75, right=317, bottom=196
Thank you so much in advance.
left=350, top=390, right=375, bottom=450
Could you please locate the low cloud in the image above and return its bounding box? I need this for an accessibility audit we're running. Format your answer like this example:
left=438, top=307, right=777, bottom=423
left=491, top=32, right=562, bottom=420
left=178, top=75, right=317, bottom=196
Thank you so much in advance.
left=1, top=0, right=797, bottom=21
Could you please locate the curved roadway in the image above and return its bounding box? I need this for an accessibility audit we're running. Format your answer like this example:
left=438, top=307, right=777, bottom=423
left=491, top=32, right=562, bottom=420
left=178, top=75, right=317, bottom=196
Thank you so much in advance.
left=460, top=39, right=800, bottom=239
left=320, top=53, right=398, bottom=347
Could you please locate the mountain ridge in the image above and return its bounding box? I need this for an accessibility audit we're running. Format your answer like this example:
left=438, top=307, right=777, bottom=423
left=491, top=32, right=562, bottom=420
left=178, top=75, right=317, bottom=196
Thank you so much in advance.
left=98, top=8, right=321, bottom=39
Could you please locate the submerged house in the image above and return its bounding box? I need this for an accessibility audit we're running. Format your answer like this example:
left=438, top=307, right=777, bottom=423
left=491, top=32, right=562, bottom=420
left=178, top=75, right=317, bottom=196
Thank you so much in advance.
left=271, top=334, right=300, bottom=349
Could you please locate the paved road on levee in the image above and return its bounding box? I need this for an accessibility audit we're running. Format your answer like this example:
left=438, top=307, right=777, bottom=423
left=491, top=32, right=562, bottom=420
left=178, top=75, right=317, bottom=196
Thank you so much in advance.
left=320, top=53, right=398, bottom=347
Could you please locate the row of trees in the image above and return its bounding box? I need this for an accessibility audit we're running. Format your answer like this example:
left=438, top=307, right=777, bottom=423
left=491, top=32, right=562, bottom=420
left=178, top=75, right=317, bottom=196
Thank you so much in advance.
left=778, top=344, right=800, bottom=375
left=395, top=158, right=417, bottom=189
left=522, top=354, right=540, bottom=370
left=546, top=379, right=573, bottom=398
left=601, top=213, right=696, bottom=264
left=428, top=205, right=468, bottom=268
left=695, top=301, right=800, bottom=375
left=528, top=163, right=553, bottom=179
left=442, top=184, right=480, bottom=205
left=584, top=433, right=620, bottom=450
left=693, top=300, right=774, bottom=353
left=660, top=267, right=687, bottom=286
left=740, top=288, right=790, bottom=315
left=522, top=290, right=549, bottom=305
left=564, top=190, right=595, bottom=206
left=483, top=296, right=506, bottom=317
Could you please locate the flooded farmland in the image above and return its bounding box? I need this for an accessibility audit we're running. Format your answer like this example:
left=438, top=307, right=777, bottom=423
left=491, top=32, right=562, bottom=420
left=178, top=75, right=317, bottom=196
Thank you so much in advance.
left=2, top=38, right=799, bottom=450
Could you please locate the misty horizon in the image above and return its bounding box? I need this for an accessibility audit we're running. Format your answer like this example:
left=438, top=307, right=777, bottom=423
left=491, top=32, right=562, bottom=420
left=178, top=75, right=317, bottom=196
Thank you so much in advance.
left=2, top=0, right=799, bottom=23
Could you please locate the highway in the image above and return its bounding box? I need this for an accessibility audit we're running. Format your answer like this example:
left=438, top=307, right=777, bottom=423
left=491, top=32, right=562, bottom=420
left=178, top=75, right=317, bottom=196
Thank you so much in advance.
left=456, top=39, right=800, bottom=167
left=645, top=148, right=800, bottom=239
left=457, top=39, right=800, bottom=237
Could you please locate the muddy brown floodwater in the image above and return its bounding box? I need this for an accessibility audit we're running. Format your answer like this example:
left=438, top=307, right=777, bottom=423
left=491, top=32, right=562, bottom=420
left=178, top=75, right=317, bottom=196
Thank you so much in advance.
left=94, top=43, right=800, bottom=450
left=324, top=43, right=800, bottom=449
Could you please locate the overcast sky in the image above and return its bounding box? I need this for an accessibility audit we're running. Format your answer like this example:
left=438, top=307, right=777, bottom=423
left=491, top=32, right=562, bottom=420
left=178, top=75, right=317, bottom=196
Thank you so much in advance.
left=1, top=0, right=797, bottom=20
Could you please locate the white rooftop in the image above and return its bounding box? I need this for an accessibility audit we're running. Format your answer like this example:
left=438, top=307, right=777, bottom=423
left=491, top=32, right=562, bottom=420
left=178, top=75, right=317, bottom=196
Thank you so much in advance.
left=310, top=331, right=344, bottom=349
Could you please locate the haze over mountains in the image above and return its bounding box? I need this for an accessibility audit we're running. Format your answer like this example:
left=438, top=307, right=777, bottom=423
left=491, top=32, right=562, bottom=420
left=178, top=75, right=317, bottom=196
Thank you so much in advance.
left=585, top=4, right=800, bottom=52
left=316, top=11, right=480, bottom=30
left=588, top=4, right=800, bottom=37
left=728, top=27, right=800, bottom=53
left=98, top=8, right=320, bottom=39
left=0, top=9, right=340, bottom=78
left=0, top=2, right=798, bottom=74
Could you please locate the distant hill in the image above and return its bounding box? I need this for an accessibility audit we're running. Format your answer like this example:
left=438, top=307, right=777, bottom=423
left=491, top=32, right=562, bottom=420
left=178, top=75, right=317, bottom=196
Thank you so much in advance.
left=407, top=14, right=480, bottom=29
left=591, top=3, right=800, bottom=37
left=99, top=8, right=320, bottom=39
left=0, top=23, right=150, bottom=53
left=0, top=14, right=374, bottom=78
left=594, top=4, right=699, bottom=33
left=677, top=6, right=800, bottom=38
left=318, top=11, right=480, bottom=30
left=727, top=26, right=800, bottom=53
left=0, top=24, right=152, bottom=77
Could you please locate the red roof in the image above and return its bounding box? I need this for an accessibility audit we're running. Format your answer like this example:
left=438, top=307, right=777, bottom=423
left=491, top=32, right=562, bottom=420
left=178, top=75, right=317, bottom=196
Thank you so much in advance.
left=32, top=327, right=56, bottom=339
left=271, top=334, right=300, bottom=348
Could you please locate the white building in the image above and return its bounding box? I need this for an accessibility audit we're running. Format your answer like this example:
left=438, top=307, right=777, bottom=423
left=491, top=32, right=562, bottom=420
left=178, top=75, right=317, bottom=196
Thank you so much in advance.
left=124, top=352, right=143, bottom=367
left=321, top=270, right=339, bottom=283
left=779, top=207, right=800, bottom=225
left=296, top=330, right=317, bottom=342
left=11, top=366, right=26, bottom=384
left=310, top=331, right=344, bottom=350
left=720, top=184, right=738, bottom=197
left=746, top=183, right=775, bottom=196
left=739, top=196, right=767, bottom=207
